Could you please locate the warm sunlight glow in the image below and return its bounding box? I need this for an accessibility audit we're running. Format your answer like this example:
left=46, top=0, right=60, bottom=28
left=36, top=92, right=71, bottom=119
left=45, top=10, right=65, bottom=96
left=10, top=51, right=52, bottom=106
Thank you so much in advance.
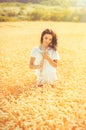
left=0, top=22, right=86, bottom=130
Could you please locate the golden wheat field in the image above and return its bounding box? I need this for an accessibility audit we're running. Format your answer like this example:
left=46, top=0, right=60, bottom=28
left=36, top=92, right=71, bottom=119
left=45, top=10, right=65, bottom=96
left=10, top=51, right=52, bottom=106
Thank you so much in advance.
left=0, top=21, right=86, bottom=130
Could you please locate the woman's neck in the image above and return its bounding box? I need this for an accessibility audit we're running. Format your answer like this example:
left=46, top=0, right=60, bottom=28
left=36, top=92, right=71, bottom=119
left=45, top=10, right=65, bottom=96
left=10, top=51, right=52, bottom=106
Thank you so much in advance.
left=40, top=44, right=49, bottom=51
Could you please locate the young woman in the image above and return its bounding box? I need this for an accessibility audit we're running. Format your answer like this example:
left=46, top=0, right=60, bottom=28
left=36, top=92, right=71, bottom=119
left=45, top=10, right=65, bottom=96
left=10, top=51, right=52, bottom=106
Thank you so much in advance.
left=29, top=29, right=60, bottom=87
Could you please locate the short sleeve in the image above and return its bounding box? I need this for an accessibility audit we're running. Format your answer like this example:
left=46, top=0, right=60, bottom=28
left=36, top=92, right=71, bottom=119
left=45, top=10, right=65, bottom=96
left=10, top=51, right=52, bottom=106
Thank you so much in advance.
left=52, top=51, right=60, bottom=60
left=31, top=47, right=37, bottom=57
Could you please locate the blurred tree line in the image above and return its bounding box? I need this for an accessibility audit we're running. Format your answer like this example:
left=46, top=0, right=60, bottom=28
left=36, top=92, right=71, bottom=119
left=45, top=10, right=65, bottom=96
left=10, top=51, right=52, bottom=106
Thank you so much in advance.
left=0, top=0, right=86, bottom=22
left=0, top=0, right=85, bottom=7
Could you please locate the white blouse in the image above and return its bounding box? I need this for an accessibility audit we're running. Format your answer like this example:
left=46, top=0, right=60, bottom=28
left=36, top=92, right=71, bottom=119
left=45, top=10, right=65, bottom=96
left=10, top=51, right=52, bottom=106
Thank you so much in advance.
left=31, top=47, right=60, bottom=84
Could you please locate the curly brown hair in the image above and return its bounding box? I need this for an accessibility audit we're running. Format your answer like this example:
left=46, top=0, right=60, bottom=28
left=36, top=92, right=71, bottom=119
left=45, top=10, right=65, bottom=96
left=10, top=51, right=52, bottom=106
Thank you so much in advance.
left=40, top=28, right=58, bottom=50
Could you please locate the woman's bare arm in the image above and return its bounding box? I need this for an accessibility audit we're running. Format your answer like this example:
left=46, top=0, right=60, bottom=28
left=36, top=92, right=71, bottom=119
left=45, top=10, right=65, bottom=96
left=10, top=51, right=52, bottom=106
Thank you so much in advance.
left=29, top=57, right=44, bottom=69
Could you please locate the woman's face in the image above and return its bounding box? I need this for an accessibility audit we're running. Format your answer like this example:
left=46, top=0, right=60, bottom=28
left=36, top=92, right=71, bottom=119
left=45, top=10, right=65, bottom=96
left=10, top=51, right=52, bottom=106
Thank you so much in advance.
left=42, top=34, right=52, bottom=48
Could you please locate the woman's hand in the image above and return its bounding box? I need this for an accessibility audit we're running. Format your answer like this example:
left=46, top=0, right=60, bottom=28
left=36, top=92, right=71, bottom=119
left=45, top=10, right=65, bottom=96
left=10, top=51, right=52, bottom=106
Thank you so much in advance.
left=43, top=52, right=57, bottom=67
left=43, top=52, right=50, bottom=60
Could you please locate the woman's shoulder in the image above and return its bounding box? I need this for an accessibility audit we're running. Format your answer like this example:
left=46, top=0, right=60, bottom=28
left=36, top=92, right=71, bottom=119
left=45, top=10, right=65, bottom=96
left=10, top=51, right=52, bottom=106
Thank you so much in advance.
left=31, top=46, right=40, bottom=56
left=50, top=48, right=60, bottom=59
left=49, top=48, right=57, bottom=53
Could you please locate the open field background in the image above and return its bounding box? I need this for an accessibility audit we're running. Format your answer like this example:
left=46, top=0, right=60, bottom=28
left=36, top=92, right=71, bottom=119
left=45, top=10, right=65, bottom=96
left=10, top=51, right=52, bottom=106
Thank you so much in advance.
left=0, top=2, right=86, bottom=22
left=0, top=22, right=86, bottom=129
